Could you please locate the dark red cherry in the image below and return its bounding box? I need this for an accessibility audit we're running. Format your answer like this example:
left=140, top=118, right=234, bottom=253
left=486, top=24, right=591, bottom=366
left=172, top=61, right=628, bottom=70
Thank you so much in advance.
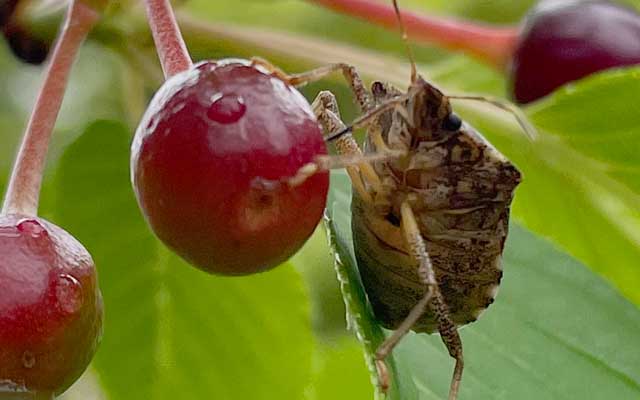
left=0, top=0, right=49, bottom=65
left=510, top=0, right=640, bottom=103
left=131, top=59, right=329, bottom=275
left=2, top=23, right=50, bottom=65
left=0, top=214, right=103, bottom=396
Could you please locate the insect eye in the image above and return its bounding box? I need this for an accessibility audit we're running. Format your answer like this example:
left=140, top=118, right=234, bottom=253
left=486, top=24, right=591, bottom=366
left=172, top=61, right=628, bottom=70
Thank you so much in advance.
left=442, top=113, right=462, bottom=131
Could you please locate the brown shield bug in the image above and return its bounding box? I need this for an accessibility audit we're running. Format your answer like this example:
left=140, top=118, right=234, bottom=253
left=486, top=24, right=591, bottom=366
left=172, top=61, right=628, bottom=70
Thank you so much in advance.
left=294, top=1, right=537, bottom=398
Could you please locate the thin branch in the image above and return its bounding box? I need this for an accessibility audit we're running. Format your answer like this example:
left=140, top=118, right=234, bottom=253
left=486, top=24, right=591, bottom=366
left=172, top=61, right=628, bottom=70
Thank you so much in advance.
left=144, top=0, right=192, bottom=78
left=307, top=0, right=519, bottom=69
left=2, top=0, right=99, bottom=216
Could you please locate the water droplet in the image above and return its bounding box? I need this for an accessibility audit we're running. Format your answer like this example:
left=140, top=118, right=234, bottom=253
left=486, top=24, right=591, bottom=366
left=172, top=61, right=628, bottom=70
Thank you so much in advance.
left=22, top=351, right=35, bottom=369
left=55, top=274, right=83, bottom=315
left=207, top=93, right=246, bottom=124
left=17, top=219, right=47, bottom=238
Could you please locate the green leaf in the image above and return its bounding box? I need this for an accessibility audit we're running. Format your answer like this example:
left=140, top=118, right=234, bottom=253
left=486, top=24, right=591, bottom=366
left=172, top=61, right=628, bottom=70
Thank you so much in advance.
left=326, top=169, right=640, bottom=399
left=52, top=120, right=314, bottom=400
left=309, top=337, right=374, bottom=400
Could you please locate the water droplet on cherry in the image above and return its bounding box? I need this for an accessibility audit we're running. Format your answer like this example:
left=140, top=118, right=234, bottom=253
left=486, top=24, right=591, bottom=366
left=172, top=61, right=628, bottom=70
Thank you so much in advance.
left=55, top=274, right=83, bottom=315
left=207, top=93, right=246, bottom=124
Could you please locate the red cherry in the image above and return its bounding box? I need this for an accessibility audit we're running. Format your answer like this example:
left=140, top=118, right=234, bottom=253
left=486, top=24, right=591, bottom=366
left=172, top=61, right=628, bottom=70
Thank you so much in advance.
left=131, top=59, right=329, bottom=275
left=0, top=214, right=103, bottom=396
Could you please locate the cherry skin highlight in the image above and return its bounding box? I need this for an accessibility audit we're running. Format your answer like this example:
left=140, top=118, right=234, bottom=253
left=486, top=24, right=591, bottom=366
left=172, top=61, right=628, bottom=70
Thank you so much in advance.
left=0, top=214, right=103, bottom=396
left=131, top=59, right=329, bottom=275
left=510, top=0, right=640, bottom=104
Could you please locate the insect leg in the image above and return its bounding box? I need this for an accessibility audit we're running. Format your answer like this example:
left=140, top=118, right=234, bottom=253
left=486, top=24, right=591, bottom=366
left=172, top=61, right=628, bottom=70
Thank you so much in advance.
left=375, top=202, right=436, bottom=361
left=289, top=91, right=380, bottom=198
left=434, top=298, right=464, bottom=400
left=313, top=91, right=387, bottom=178
left=403, top=202, right=464, bottom=400
left=250, top=57, right=373, bottom=111
left=375, top=202, right=464, bottom=400
left=308, top=91, right=383, bottom=197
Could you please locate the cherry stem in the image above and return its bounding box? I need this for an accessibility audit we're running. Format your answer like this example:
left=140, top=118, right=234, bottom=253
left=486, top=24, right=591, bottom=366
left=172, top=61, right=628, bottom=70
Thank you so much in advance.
left=307, top=0, right=520, bottom=69
left=144, top=0, right=193, bottom=78
left=2, top=0, right=99, bottom=216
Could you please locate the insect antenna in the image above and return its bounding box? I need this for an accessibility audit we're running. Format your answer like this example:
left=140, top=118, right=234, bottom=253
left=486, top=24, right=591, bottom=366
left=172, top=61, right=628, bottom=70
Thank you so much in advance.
left=448, top=95, right=538, bottom=140
left=392, top=0, right=417, bottom=83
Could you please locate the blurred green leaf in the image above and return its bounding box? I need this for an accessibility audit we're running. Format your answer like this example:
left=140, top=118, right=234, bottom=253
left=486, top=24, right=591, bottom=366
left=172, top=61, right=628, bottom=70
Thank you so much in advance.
left=52, top=120, right=314, bottom=400
left=309, top=337, right=374, bottom=400
left=326, top=170, right=640, bottom=399
left=291, top=227, right=349, bottom=339
left=450, top=0, right=534, bottom=23
left=184, top=0, right=450, bottom=63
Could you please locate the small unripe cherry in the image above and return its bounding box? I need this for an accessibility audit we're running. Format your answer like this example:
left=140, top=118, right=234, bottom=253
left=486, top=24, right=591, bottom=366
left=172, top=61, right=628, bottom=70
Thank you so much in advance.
left=131, top=59, right=329, bottom=275
left=0, top=214, right=103, bottom=396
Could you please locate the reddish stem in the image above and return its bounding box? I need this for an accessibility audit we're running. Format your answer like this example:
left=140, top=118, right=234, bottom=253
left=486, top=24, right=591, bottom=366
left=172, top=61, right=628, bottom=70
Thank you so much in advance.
left=308, top=0, right=520, bottom=69
left=2, top=0, right=99, bottom=216
left=144, top=0, right=193, bottom=78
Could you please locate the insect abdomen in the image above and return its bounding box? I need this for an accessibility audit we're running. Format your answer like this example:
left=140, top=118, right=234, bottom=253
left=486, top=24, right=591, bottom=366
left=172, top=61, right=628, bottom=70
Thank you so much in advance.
left=351, top=190, right=512, bottom=333
left=352, top=192, right=443, bottom=332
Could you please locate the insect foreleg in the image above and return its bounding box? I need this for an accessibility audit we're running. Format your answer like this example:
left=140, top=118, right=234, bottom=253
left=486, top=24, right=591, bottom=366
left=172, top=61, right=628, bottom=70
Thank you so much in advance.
left=374, top=202, right=437, bottom=363
left=309, top=91, right=382, bottom=198
left=436, top=296, right=464, bottom=400
left=288, top=64, right=372, bottom=112
left=250, top=57, right=373, bottom=111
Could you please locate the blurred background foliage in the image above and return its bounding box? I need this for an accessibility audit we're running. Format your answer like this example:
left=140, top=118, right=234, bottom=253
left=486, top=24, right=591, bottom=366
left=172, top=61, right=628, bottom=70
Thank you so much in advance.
left=1, top=0, right=639, bottom=399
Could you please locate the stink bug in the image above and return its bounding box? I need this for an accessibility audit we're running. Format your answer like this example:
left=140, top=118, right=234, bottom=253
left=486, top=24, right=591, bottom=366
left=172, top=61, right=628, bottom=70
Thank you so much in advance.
left=305, top=1, right=535, bottom=398
left=250, top=1, right=534, bottom=395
